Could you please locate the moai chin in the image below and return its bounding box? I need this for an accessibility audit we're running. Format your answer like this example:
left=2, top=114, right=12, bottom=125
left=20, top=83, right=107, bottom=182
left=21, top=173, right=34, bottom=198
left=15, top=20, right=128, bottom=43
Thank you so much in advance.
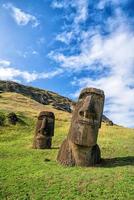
left=33, top=111, right=55, bottom=149
left=57, top=88, right=105, bottom=166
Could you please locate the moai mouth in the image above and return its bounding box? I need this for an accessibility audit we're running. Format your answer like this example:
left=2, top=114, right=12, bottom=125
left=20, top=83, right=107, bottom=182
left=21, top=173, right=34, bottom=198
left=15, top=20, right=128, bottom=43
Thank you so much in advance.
left=57, top=88, right=105, bottom=167
left=78, top=108, right=98, bottom=127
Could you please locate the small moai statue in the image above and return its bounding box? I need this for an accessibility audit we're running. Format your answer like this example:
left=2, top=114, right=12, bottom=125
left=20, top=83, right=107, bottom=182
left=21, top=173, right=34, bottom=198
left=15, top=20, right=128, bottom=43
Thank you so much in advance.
left=33, top=111, right=55, bottom=149
left=57, top=88, right=105, bottom=166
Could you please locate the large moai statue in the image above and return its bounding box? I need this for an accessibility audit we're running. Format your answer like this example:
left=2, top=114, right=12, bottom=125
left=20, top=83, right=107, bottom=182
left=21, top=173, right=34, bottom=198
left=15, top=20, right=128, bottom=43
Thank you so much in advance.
left=57, top=88, right=105, bottom=166
left=33, top=111, right=55, bottom=149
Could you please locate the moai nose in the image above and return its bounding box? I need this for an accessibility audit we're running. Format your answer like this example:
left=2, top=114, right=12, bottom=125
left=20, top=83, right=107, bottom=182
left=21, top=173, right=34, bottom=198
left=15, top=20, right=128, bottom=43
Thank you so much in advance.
left=88, top=96, right=94, bottom=111
left=79, top=95, right=95, bottom=118
left=83, top=95, right=94, bottom=113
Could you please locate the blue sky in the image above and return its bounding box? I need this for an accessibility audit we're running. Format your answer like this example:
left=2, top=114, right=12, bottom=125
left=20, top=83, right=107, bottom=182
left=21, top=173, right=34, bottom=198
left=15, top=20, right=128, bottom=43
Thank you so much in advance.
left=0, top=0, right=134, bottom=127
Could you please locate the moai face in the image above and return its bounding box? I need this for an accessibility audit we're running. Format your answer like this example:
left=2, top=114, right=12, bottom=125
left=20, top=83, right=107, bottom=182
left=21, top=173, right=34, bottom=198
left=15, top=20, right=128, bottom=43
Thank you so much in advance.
left=68, top=88, right=105, bottom=147
left=36, top=111, right=55, bottom=137
left=33, top=111, right=55, bottom=149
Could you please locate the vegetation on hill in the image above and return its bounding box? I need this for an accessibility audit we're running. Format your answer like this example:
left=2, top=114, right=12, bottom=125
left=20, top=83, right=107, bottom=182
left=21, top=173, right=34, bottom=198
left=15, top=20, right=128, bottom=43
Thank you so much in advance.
left=0, top=80, right=72, bottom=112
left=0, top=80, right=113, bottom=124
left=0, top=92, right=134, bottom=200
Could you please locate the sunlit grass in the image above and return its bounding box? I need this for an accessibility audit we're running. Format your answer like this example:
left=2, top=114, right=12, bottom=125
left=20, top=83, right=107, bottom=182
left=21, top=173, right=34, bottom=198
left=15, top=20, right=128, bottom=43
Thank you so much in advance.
left=0, top=92, right=134, bottom=200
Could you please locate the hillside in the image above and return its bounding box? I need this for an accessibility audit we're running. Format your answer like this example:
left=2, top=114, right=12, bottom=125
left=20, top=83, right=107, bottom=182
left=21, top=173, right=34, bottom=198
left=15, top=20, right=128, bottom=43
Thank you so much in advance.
left=0, top=91, right=134, bottom=200
left=0, top=80, right=113, bottom=125
left=0, top=92, right=71, bottom=122
left=0, top=80, right=72, bottom=112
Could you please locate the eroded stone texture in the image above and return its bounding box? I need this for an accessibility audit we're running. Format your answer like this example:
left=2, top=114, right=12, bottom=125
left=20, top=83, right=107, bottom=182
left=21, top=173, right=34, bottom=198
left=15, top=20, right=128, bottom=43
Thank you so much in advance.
left=33, top=111, right=55, bottom=149
left=57, top=88, right=105, bottom=166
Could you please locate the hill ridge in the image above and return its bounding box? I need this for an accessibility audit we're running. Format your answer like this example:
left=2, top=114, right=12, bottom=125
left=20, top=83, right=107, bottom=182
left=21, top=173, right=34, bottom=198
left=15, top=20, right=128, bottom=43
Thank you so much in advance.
left=0, top=80, right=72, bottom=112
left=0, top=80, right=113, bottom=125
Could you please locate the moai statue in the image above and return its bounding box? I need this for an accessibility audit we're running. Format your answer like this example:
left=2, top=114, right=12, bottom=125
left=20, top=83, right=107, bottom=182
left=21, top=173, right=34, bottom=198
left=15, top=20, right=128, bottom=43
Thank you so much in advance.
left=57, top=88, right=105, bottom=166
left=33, top=111, right=55, bottom=149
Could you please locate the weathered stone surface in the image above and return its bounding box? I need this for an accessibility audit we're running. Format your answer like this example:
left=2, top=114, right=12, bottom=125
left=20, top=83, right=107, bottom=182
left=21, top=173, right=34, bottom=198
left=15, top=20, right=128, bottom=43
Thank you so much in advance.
left=53, top=103, right=71, bottom=112
left=33, top=111, right=55, bottom=149
left=57, top=88, right=105, bottom=167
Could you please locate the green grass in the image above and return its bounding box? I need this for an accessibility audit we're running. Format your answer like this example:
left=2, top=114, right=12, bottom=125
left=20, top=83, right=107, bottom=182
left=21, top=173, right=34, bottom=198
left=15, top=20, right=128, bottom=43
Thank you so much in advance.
left=0, top=93, right=134, bottom=200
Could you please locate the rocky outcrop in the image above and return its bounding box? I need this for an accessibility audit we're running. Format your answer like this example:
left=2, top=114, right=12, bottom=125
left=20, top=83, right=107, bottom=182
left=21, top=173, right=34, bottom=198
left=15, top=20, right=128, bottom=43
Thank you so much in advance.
left=0, top=80, right=113, bottom=124
left=102, top=115, right=114, bottom=126
left=0, top=80, right=72, bottom=112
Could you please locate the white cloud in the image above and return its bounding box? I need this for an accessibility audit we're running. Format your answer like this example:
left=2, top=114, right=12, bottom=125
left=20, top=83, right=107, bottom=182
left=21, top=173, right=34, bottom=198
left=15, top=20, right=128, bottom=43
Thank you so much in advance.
left=73, top=0, right=88, bottom=24
left=68, top=24, right=134, bottom=127
left=97, top=0, right=128, bottom=9
left=51, top=21, right=134, bottom=72
left=32, top=51, right=38, bottom=55
left=49, top=8, right=134, bottom=127
left=0, top=60, right=62, bottom=83
left=17, top=49, right=39, bottom=58
left=56, top=31, right=74, bottom=44
left=51, top=0, right=75, bottom=9
left=52, top=0, right=89, bottom=44
left=72, top=74, right=134, bottom=128
left=51, top=1, right=65, bottom=9
left=0, top=60, right=11, bottom=67
left=3, top=3, right=39, bottom=27
left=41, top=68, right=63, bottom=79
left=0, top=65, right=38, bottom=82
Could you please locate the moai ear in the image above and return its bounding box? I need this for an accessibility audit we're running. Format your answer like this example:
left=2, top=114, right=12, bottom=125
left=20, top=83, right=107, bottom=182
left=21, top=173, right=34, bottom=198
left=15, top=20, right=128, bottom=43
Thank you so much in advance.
left=99, top=97, right=105, bottom=128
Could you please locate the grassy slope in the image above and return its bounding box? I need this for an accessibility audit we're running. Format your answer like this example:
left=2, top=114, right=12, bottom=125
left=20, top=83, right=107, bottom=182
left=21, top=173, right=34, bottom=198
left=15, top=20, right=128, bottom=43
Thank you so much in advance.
left=0, top=92, right=134, bottom=200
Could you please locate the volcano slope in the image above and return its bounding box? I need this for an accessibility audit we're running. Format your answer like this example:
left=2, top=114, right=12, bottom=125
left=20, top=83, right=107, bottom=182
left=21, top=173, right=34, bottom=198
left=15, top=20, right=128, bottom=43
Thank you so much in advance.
left=0, top=92, right=134, bottom=200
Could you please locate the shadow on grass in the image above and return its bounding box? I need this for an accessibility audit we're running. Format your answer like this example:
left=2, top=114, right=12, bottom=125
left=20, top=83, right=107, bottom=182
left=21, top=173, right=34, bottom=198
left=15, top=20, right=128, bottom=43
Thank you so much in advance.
left=18, top=118, right=28, bottom=125
left=51, top=147, right=60, bottom=150
left=100, top=156, right=134, bottom=167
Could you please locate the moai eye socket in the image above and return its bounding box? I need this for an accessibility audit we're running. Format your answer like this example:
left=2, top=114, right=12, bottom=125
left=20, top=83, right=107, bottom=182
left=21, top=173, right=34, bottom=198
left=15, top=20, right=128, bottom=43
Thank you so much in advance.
left=79, top=111, right=84, bottom=117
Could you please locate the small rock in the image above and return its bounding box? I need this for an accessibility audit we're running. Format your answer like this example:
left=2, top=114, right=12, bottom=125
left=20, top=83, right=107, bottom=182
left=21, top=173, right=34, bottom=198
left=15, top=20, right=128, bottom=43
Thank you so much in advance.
left=7, top=112, right=18, bottom=125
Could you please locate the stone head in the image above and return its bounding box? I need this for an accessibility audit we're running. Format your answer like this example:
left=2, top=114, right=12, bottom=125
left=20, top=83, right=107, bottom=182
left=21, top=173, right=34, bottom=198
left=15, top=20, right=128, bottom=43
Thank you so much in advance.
left=68, top=88, right=105, bottom=147
left=36, top=111, right=55, bottom=137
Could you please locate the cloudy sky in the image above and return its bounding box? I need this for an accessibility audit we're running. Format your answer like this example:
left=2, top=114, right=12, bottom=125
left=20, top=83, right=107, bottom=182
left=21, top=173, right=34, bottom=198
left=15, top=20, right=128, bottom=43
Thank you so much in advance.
left=0, top=0, right=134, bottom=127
